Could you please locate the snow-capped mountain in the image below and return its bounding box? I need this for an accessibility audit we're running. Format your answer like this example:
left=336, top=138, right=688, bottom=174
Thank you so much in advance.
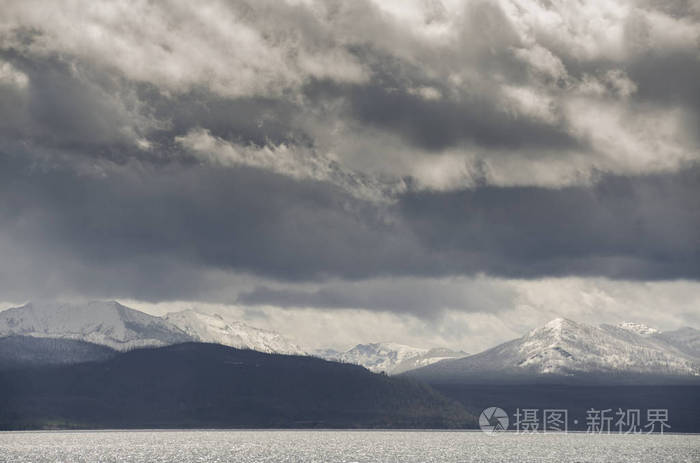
left=316, top=342, right=467, bottom=374
left=0, top=301, right=191, bottom=350
left=164, top=309, right=305, bottom=355
left=406, top=318, right=700, bottom=382
left=0, top=302, right=304, bottom=355
left=390, top=347, right=470, bottom=374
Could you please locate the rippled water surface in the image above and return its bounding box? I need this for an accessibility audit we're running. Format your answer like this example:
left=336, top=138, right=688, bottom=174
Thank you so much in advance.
left=1, top=430, right=699, bottom=462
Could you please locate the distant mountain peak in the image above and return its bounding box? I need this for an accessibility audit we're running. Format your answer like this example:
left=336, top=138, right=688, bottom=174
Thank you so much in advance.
left=545, top=317, right=567, bottom=328
left=405, top=318, right=700, bottom=383
left=540, top=317, right=578, bottom=332
left=617, top=321, right=659, bottom=336
left=315, top=341, right=466, bottom=374
left=0, top=300, right=191, bottom=350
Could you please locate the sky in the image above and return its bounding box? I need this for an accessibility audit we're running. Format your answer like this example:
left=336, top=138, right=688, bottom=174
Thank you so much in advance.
left=0, top=0, right=699, bottom=352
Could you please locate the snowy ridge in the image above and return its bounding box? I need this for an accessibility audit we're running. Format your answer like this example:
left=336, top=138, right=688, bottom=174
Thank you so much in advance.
left=316, top=342, right=467, bottom=374
left=0, top=301, right=304, bottom=355
left=164, top=309, right=305, bottom=355
left=408, top=318, right=700, bottom=380
left=0, top=301, right=190, bottom=351
left=518, top=318, right=697, bottom=375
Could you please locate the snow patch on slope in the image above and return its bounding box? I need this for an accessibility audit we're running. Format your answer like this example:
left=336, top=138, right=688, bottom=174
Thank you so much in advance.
left=164, top=309, right=305, bottom=355
left=617, top=322, right=659, bottom=336
left=317, top=342, right=466, bottom=374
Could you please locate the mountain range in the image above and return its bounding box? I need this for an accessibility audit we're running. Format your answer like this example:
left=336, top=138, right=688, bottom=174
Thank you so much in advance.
left=0, top=301, right=304, bottom=355
left=1, top=301, right=699, bottom=381
left=1, top=302, right=699, bottom=431
left=0, top=301, right=458, bottom=373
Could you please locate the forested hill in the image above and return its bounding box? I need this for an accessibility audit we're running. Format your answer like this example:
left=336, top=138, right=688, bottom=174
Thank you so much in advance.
left=0, top=342, right=474, bottom=430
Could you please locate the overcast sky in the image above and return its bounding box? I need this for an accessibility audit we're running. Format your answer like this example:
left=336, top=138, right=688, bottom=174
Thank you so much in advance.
left=1, top=0, right=699, bottom=351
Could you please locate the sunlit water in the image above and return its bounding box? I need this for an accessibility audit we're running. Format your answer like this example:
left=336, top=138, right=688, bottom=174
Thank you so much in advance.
left=1, top=430, right=698, bottom=462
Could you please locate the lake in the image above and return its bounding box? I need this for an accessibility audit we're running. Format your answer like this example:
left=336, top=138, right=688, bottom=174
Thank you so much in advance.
left=0, top=430, right=698, bottom=462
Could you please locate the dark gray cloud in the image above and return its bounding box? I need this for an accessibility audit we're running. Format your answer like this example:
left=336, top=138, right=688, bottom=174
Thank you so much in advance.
left=397, top=166, right=700, bottom=279
left=303, top=76, right=579, bottom=152
left=0, top=151, right=418, bottom=299
left=0, top=49, right=312, bottom=165
left=237, top=277, right=519, bottom=316
left=0, top=52, right=144, bottom=153
left=1, top=147, right=699, bottom=303
left=627, top=50, right=700, bottom=119
left=0, top=0, right=699, bottom=311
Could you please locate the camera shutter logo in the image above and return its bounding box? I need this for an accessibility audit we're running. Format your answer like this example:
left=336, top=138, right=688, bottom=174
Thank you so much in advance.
left=479, top=407, right=509, bottom=433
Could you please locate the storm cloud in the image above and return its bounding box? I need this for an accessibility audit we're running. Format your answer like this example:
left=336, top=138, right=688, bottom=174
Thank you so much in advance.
left=1, top=149, right=698, bottom=303
left=0, top=0, right=699, bottom=316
